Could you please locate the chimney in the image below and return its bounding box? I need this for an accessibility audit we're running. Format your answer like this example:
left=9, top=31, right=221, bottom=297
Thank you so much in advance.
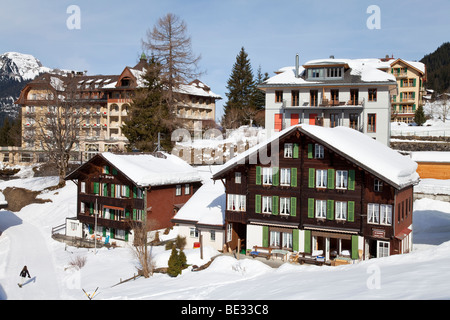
left=295, top=53, right=300, bottom=78
left=329, top=55, right=335, bottom=59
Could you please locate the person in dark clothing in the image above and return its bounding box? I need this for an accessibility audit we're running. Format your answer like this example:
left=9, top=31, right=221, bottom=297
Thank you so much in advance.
left=19, top=266, right=30, bottom=287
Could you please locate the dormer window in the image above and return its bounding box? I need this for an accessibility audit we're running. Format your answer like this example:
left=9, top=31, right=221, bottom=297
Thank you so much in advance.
left=121, top=78, right=131, bottom=87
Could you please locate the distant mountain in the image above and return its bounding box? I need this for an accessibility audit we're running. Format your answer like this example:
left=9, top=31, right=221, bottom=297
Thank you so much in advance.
left=0, top=52, right=69, bottom=124
left=420, top=42, right=450, bottom=93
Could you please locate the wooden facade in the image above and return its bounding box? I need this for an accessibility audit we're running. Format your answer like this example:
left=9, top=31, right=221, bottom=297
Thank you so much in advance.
left=65, top=153, right=202, bottom=245
left=213, top=125, right=417, bottom=263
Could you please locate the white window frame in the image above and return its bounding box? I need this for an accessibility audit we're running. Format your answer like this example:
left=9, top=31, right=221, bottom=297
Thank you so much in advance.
left=280, top=197, right=290, bottom=216
left=184, top=184, right=190, bottom=195
left=374, top=179, right=383, bottom=192
left=315, top=144, right=324, bottom=159
left=270, top=231, right=281, bottom=247
left=227, top=194, right=246, bottom=212
left=368, top=203, right=380, bottom=224
left=336, top=170, right=348, bottom=189
left=377, top=241, right=390, bottom=258
left=315, top=200, right=327, bottom=218
left=335, top=201, right=347, bottom=220
left=380, top=204, right=392, bottom=225
left=235, top=172, right=242, bottom=184
left=280, top=168, right=291, bottom=186
left=176, top=184, right=182, bottom=196
left=190, top=227, right=198, bottom=238
left=227, top=223, right=232, bottom=242
left=262, top=196, right=272, bottom=214
left=210, top=230, right=216, bottom=241
left=282, top=232, right=293, bottom=249
left=284, top=143, right=293, bottom=158
left=80, top=181, right=86, bottom=193
left=262, top=167, right=273, bottom=185
left=316, top=169, right=327, bottom=188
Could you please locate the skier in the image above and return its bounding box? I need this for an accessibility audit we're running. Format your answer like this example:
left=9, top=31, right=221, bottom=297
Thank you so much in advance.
left=18, top=266, right=31, bottom=288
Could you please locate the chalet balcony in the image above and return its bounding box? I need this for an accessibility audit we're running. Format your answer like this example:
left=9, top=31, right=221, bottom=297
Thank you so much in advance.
left=393, top=71, right=408, bottom=78
left=226, top=211, right=247, bottom=224
left=77, top=212, right=141, bottom=231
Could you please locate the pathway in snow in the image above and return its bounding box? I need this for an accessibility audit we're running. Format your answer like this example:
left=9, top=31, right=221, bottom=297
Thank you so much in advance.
left=0, top=210, right=61, bottom=300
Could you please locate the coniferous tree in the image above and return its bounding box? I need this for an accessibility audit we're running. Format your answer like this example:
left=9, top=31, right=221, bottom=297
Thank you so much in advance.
left=222, top=47, right=256, bottom=129
left=122, top=57, right=178, bottom=152
left=414, top=104, right=426, bottom=126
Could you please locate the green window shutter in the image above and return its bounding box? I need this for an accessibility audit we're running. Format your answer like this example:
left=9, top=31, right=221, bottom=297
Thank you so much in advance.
left=255, top=195, right=261, bottom=213
left=293, top=143, right=299, bottom=159
left=102, top=227, right=106, bottom=237
left=133, top=186, right=137, bottom=198
left=412, top=92, right=415, bottom=99
left=290, top=197, right=297, bottom=217
left=348, top=170, right=355, bottom=190
left=125, top=185, right=130, bottom=198
left=304, top=230, right=311, bottom=254
left=327, top=169, right=335, bottom=189
left=351, top=235, right=359, bottom=260
left=413, top=104, right=416, bottom=111
left=272, top=196, right=279, bottom=215
left=413, top=78, right=416, bottom=87
left=307, top=198, right=315, bottom=218
left=110, top=184, right=115, bottom=198
left=391, top=68, right=394, bottom=74
left=273, top=167, right=279, bottom=186
left=125, top=209, right=130, bottom=219
left=125, top=231, right=129, bottom=242
left=133, top=209, right=137, bottom=220
left=89, top=203, right=94, bottom=215
left=393, top=95, right=397, bottom=102
left=348, top=201, right=355, bottom=222
left=110, top=229, right=115, bottom=238
left=104, top=166, right=109, bottom=174
left=262, top=226, right=269, bottom=247
left=400, top=92, right=403, bottom=101
left=291, top=168, right=297, bottom=187
left=308, top=168, right=315, bottom=188
left=103, top=183, right=108, bottom=196
left=89, top=225, right=94, bottom=235
left=307, top=144, right=313, bottom=159
left=327, top=200, right=334, bottom=220
left=256, top=166, right=261, bottom=185
left=93, top=182, right=99, bottom=194
left=400, top=79, right=403, bottom=87
left=293, top=229, right=299, bottom=252
left=112, top=168, right=118, bottom=175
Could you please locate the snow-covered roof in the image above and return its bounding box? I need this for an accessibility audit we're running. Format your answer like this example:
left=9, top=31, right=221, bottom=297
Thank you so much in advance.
left=100, top=152, right=202, bottom=187
left=172, top=179, right=225, bottom=227
left=410, top=151, right=450, bottom=163
left=213, top=124, right=419, bottom=189
left=261, top=58, right=397, bottom=87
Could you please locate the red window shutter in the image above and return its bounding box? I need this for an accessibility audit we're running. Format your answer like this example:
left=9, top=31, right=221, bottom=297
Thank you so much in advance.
left=290, top=113, right=300, bottom=126
left=274, top=113, right=283, bottom=132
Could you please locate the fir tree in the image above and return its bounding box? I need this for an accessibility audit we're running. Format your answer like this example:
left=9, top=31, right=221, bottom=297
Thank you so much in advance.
left=122, top=57, right=178, bottom=152
left=222, top=47, right=256, bottom=129
left=167, top=246, right=181, bottom=277
left=414, top=104, right=426, bottom=126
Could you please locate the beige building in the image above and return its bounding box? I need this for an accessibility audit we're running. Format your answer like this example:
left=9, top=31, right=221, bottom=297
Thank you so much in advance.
left=386, top=58, right=427, bottom=123
left=13, top=57, right=221, bottom=165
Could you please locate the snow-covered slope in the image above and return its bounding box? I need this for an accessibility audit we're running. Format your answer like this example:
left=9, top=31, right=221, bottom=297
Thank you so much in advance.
left=0, top=170, right=450, bottom=301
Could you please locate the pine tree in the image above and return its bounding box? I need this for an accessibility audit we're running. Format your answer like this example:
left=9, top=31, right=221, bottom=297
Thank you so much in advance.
left=222, top=47, right=256, bottom=129
left=167, top=246, right=181, bottom=277
left=122, top=57, right=178, bottom=152
left=414, top=104, right=426, bottom=126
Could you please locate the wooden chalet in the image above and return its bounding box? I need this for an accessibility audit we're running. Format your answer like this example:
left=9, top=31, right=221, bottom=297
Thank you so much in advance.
left=212, top=124, right=419, bottom=264
left=65, top=152, right=202, bottom=246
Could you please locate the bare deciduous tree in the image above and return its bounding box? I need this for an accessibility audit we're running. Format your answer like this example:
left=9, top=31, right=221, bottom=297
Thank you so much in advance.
left=35, top=75, right=82, bottom=187
left=129, top=220, right=156, bottom=278
left=143, top=13, right=202, bottom=112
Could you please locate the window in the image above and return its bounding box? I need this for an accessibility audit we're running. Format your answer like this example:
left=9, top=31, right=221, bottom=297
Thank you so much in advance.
left=380, top=205, right=392, bottom=225
left=280, top=197, right=290, bottom=215
left=336, top=201, right=347, bottom=220
left=367, top=114, right=376, bottom=132
left=190, top=227, right=199, bottom=238
left=270, top=231, right=281, bottom=247
left=270, top=231, right=293, bottom=249
left=330, top=113, right=339, bottom=128
left=311, top=68, right=321, bottom=78
left=210, top=230, right=216, bottom=241
left=316, top=170, right=327, bottom=188
left=310, top=90, right=319, bottom=106
left=374, top=179, right=383, bottom=192
left=115, top=229, right=126, bottom=240
left=282, top=232, right=293, bottom=249
left=315, top=200, right=326, bottom=218
left=80, top=181, right=86, bottom=193
left=275, top=91, right=283, bottom=103
left=235, top=172, right=242, bottom=184
left=262, top=196, right=272, bottom=214
left=284, top=143, right=293, bottom=158
left=336, top=170, right=348, bottom=189
left=176, top=185, right=182, bottom=196
left=368, top=203, right=380, bottom=224
left=280, top=168, right=291, bottom=186
left=227, top=194, right=246, bottom=212
left=291, top=90, right=299, bottom=106
left=350, top=89, right=359, bottom=105
left=184, top=184, right=190, bottom=195
left=262, top=167, right=273, bottom=185
left=102, top=165, right=110, bottom=174
left=349, top=113, right=359, bottom=130
left=368, top=88, right=377, bottom=102
left=315, top=144, right=324, bottom=159
left=377, top=241, right=390, bottom=258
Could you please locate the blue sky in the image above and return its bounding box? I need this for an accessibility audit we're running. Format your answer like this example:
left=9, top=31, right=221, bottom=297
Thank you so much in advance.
left=1, top=0, right=449, bottom=120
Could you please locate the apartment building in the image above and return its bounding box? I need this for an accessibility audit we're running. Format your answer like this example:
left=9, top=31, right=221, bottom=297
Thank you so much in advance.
left=259, top=55, right=398, bottom=146
left=386, top=58, right=427, bottom=123
left=14, top=56, right=221, bottom=164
